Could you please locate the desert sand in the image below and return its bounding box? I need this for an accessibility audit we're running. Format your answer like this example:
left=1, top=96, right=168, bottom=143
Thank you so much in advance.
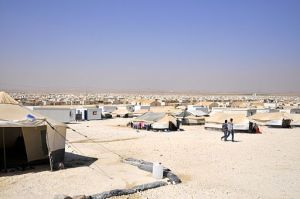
left=1, top=118, right=300, bottom=199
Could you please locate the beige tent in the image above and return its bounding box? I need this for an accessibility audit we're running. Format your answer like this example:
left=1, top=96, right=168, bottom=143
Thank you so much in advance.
left=289, top=114, right=300, bottom=127
left=205, top=112, right=251, bottom=131
left=0, top=92, right=19, bottom=104
left=249, top=112, right=292, bottom=127
left=181, top=116, right=205, bottom=125
left=152, top=115, right=178, bottom=130
left=132, top=112, right=179, bottom=131
left=0, top=92, right=67, bottom=171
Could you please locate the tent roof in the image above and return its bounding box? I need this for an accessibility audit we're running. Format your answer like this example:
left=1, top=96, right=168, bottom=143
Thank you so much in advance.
left=249, top=112, right=292, bottom=122
left=0, top=104, right=67, bottom=128
left=176, top=109, right=208, bottom=117
left=133, top=109, right=150, bottom=114
left=0, top=92, right=18, bottom=105
left=0, top=93, right=62, bottom=126
left=206, top=112, right=249, bottom=124
left=157, top=115, right=176, bottom=123
left=188, top=110, right=209, bottom=116
left=133, top=112, right=165, bottom=122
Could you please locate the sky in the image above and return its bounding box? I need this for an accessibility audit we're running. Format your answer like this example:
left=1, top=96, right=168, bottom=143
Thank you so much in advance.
left=0, top=0, right=300, bottom=93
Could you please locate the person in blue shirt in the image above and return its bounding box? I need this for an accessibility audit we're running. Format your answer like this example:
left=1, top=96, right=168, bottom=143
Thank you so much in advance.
left=221, top=120, right=228, bottom=141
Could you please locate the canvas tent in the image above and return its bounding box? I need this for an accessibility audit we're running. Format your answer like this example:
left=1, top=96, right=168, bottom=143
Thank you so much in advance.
left=132, top=112, right=178, bottom=131
left=152, top=115, right=178, bottom=130
left=289, top=114, right=300, bottom=127
left=0, top=92, right=67, bottom=171
left=249, top=112, right=292, bottom=128
left=181, top=116, right=205, bottom=125
left=205, top=112, right=252, bottom=131
left=176, top=109, right=207, bottom=125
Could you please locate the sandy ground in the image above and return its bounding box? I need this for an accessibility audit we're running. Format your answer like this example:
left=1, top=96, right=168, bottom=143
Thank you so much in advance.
left=1, top=118, right=300, bottom=199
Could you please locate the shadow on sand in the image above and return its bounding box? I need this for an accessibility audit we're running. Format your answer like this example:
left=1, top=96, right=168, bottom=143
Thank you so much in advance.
left=64, top=152, right=97, bottom=168
left=223, top=140, right=242, bottom=143
left=0, top=152, right=97, bottom=176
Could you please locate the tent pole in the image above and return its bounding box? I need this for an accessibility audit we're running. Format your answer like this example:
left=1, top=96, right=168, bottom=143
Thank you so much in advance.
left=2, top=128, right=7, bottom=172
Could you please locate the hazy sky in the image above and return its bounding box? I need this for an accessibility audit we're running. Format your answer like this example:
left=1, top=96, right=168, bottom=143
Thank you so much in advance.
left=0, top=0, right=300, bottom=93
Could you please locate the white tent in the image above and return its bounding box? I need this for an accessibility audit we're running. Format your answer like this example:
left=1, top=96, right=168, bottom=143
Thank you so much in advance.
left=152, top=115, right=178, bottom=130
left=132, top=112, right=178, bottom=131
left=175, top=110, right=206, bottom=125
left=249, top=112, right=292, bottom=128
left=289, top=114, right=300, bottom=127
left=0, top=92, right=67, bottom=171
left=205, top=112, right=251, bottom=131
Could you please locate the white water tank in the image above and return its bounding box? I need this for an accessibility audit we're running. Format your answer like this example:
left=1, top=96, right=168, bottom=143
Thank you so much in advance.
left=152, top=162, right=163, bottom=179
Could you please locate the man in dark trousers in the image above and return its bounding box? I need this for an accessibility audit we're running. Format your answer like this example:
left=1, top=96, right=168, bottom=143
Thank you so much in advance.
left=221, top=120, right=228, bottom=141
left=227, top=118, right=235, bottom=142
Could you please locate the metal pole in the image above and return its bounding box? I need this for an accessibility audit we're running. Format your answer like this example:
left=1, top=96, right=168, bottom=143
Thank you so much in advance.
left=2, top=128, right=7, bottom=172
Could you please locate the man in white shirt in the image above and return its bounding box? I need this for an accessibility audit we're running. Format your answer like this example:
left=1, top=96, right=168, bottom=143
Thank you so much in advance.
left=226, top=118, right=234, bottom=142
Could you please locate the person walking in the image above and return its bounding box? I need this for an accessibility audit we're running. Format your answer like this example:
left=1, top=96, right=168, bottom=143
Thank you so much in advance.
left=221, top=120, right=228, bottom=141
left=227, top=118, right=235, bottom=142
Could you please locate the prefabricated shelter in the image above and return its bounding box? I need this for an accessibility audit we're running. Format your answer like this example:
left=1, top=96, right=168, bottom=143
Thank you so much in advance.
left=205, top=112, right=252, bottom=131
left=87, top=107, right=102, bottom=120
left=76, top=107, right=102, bottom=121
left=75, top=107, right=85, bottom=121
left=249, top=112, right=292, bottom=128
left=33, top=106, right=76, bottom=123
left=0, top=92, right=67, bottom=171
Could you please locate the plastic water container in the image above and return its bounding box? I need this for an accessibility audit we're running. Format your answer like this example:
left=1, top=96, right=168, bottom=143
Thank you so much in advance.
left=152, top=162, right=163, bottom=179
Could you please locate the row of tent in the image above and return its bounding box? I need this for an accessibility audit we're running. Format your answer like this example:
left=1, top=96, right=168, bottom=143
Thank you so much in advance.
left=131, top=109, right=300, bottom=132
left=0, top=92, right=67, bottom=171
left=205, top=112, right=300, bottom=131
left=128, top=109, right=211, bottom=131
